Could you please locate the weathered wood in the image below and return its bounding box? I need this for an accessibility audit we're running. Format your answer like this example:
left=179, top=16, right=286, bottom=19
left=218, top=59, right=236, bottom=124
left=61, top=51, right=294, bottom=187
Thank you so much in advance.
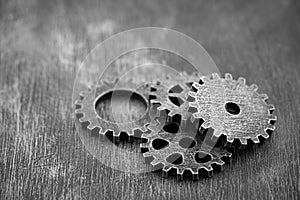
left=0, top=0, right=299, bottom=199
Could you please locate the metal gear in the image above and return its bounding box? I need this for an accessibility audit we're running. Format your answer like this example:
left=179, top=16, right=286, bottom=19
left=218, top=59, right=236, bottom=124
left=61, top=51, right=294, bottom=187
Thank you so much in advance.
left=150, top=72, right=199, bottom=120
left=140, top=112, right=232, bottom=180
left=75, top=78, right=155, bottom=139
left=188, top=73, right=277, bottom=145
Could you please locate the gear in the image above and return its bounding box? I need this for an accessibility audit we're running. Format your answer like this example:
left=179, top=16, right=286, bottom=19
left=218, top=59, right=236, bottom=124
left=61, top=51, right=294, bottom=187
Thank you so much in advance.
left=75, top=78, right=155, bottom=140
left=188, top=73, right=277, bottom=145
left=150, top=72, right=199, bottom=120
left=140, top=112, right=232, bottom=180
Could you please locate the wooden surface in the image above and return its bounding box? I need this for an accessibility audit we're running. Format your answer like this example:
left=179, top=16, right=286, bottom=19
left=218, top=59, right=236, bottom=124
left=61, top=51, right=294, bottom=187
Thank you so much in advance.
left=0, top=0, right=300, bottom=199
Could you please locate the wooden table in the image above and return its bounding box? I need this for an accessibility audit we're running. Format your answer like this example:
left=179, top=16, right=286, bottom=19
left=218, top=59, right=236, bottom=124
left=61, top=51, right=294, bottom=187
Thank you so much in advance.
left=0, top=0, right=299, bottom=199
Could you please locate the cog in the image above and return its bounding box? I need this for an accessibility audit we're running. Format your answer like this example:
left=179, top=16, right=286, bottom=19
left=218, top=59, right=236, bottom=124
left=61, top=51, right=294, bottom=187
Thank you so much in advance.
left=188, top=73, right=277, bottom=145
left=75, top=78, right=155, bottom=139
left=140, top=113, right=232, bottom=180
left=150, top=71, right=199, bottom=120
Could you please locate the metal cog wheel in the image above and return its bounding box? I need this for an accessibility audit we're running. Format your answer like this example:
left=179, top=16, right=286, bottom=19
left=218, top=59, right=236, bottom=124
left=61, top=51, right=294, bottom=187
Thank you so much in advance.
left=188, top=73, right=277, bottom=146
left=75, top=78, right=155, bottom=140
left=150, top=71, right=200, bottom=120
left=140, top=112, right=232, bottom=180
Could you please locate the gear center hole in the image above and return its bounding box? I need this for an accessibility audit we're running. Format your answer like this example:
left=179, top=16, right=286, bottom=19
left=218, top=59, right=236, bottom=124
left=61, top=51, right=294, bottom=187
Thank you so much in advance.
left=95, top=90, right=148, bottom=123
left=225, top=102, right=240, bottom=115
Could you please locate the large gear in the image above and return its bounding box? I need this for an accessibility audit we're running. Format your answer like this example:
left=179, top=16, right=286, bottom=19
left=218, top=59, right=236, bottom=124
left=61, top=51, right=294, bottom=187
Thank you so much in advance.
left=188, top=73, right=277, bottom=145
left=75, top=78, right=155, bottom=139
left=140, top=112, right=232, bottom=180
left=150, top=72, right=199, bottom=120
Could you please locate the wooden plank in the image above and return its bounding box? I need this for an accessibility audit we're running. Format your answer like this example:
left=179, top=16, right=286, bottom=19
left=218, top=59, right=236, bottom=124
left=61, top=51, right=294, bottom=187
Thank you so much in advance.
left=0, top=0, right=299, bottom=199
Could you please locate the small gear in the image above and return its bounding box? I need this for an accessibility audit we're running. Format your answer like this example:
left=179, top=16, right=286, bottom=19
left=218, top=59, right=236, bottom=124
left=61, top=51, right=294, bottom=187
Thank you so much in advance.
left=188, top=73, right=277, bottom=145
left=75, top=78, right=155, bottom=139
left=140, top=113, right=232, bottom=180
left=150, top=72, right=199, bottom=120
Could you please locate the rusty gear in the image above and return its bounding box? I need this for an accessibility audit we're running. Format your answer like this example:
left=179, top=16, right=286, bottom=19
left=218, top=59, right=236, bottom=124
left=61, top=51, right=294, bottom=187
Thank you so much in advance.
left=140, top=112, right=232, bottom=180
left=150, top=72, right=199, bottom=120
left=188, top=73, right=277, bottom=145
left=75, top=78, right=154, bottom=139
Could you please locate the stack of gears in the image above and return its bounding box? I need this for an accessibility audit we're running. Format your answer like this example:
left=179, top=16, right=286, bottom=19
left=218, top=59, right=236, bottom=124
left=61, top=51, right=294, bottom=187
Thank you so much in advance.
left=75, top=72, right=277, bottom=180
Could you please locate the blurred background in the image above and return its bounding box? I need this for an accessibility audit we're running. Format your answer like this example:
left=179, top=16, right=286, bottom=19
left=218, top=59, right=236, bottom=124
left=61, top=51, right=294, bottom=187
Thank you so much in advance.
left=0, top=0, right=299, bottom=199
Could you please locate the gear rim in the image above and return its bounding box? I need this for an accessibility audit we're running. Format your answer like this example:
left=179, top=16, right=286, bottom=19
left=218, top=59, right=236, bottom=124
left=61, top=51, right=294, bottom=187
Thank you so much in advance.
left=140, top=112, right=232, bottom=180
left=188, top=73, right=277, bottom=146
left=75, top=78, right=154, bottom=139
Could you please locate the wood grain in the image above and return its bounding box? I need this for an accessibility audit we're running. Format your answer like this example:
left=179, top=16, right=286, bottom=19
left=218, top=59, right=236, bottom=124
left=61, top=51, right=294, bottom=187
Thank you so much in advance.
left=0, top=0, right=299, bottom=199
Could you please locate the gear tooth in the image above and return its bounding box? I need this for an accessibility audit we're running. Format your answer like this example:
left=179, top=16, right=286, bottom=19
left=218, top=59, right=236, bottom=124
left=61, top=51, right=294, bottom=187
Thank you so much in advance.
left=98, top=127, right=104, bottom=135
left=162, top=165, right=171, bottom=178
left=113, top=131, right=121, bottom=137
left=213, top=129, right=222, bottom=138
left=75, top=99, right=83, bottom=105
left=214, top=160, right=225, bottom=171
left=221, top=152, right=232, bottom=164
left=204, top=166, right=213, bottom=177
left=142, top=152, right=152, bottom=158
left=249, top=84, right=258, bottom=91
left=260, top=93, right=269, bottom=101
left=192, top=82, right=201, bottom=89
left=239, top=138, right=248, bottom=145
left=87, top=123, right=95, bottom=130
left=150, top=159, right=161, bottom=166
left=188, top=91, right=197, bottom=98
left=268, top=104, right=275, bottom=111
left=267, top=124, right=276, bottom=131
left=261, top=131, right=270, bottom=139
left=216, top=159, right=225, bottom=166
left=191, top=168, right=199, bottom=175
left=79, top=89, right=92, bottom=97
left=191, top=170, right=199, bottom=181
left=212, top=73, right=221, bottom=80
left=251, top=136, right=260, bottom=144
left=177, top=168, right=184, bottom=175
left=189, top=102, right=198, bottom=108
left=226, top=136, right=234, bottom=144
left=75, top=108, right=84, bottom=114
left=163, top=165, right=171, bottom=172
left=200, top=76, right=210, bottom=82
left=176, top=168, right=184, bottom=181
left=78, top=116, right=88, bottom=123
left=225, top=73, right=233, bottom=80
left=237, top=77, right=246, bottom=85
left=202, top=121, right=211, bottom=129
left=269, top=114, right=277, bottom=122
left=141, top=133, right=149, bottom=140
left=126, top=129, right=134, bottom=136
left=140, top=142, right=148, bottom=148
left=150, top=98, right=160, bottom=104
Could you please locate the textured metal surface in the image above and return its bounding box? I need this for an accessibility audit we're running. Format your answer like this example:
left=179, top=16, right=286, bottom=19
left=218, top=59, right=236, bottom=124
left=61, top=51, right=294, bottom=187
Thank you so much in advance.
left=150, top=72, right=199, bottom=120
left=140, top=112, right=232, bottom=180
left=188, top=73, right=277, bottom=145
left=75, top=78, right=154, bottom=137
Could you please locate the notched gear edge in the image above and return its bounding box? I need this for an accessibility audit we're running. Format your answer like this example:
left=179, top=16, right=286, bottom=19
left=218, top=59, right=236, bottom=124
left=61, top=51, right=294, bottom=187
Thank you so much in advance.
left=74, top=78, right=155, bottom=140
left=188, top=73, right=277, bottom=146
left=150, top=71, right=200, bottom=120
left=140, top=110, right=232, bottom=180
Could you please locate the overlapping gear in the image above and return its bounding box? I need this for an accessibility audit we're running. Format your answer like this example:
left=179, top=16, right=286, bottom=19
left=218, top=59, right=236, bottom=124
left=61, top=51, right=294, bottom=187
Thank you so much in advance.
left=75, top=72, right=276, bottom=179
left=188, top=73, right=277, bottom=145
